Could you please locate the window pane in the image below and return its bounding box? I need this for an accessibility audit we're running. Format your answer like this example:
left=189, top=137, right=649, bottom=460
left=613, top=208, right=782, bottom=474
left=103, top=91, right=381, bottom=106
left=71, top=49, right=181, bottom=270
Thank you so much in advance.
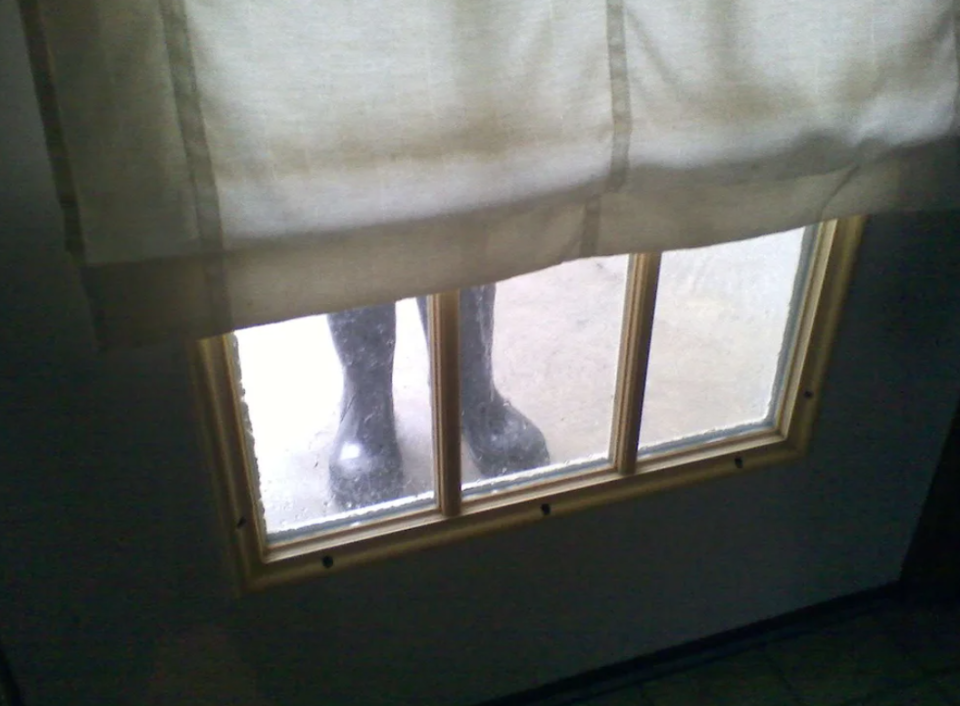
left=461, top=256, right=629, bottom=495
left=232, top=298, right=434, bottom=538
left=639, top=228, right=809, bottom=452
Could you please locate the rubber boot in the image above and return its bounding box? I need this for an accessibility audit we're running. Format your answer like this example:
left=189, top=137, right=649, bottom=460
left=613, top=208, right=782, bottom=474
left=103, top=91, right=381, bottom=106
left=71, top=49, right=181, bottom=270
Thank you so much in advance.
left=419, top=285, right=550, bottom=477
left=327, top=304, right=404, bottom=508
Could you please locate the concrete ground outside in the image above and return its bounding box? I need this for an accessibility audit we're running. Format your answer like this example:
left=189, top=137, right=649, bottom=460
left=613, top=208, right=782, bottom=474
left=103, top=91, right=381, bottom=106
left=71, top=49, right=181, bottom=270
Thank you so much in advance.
left=235, top=228, right=805, bottom=535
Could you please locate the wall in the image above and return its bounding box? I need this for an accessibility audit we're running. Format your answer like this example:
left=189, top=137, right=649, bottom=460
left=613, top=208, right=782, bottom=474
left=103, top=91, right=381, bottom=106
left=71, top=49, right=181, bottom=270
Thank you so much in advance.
left=3, top=6, right=960, bottom=705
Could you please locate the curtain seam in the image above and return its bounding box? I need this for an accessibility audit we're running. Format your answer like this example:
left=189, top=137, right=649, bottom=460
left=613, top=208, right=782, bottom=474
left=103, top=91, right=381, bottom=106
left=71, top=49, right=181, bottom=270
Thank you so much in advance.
left=158, top=0, right=233, bottom=335
left=953, top=0, right=960, bottom=136
left=15, top=0, right=85, bottom=263
left=605, top=0, right=632, bottom=194
left=583, top=0, right=633, bottom=258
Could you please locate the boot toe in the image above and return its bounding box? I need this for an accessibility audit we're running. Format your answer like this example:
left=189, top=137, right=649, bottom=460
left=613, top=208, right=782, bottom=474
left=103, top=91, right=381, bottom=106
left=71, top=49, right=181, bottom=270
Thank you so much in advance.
left=329, top=439, right=404, bottom=509
left=465, top=404, right=550, bottom=478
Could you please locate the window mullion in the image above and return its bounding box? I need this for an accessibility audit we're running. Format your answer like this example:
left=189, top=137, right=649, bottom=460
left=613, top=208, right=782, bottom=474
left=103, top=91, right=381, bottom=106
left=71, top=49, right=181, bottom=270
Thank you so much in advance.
left=610, top=253, right=661, bottom=474
left=428, top=291, right=463, bottom=516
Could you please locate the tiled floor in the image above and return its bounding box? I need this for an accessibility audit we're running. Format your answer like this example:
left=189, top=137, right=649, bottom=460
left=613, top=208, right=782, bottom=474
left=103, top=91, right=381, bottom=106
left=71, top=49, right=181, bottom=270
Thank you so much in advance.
left=531, top=594, right=960, bottom=706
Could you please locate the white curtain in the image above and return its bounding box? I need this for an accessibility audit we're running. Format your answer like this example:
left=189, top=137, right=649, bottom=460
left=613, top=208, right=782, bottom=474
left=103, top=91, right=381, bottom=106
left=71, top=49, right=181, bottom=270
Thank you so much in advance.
left=20, top=0, right=960, bottom=346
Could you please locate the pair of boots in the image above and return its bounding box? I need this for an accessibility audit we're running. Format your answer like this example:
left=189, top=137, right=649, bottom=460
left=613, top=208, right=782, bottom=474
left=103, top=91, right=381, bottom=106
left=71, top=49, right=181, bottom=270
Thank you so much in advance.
left=327, top=285, right=550, bottom=508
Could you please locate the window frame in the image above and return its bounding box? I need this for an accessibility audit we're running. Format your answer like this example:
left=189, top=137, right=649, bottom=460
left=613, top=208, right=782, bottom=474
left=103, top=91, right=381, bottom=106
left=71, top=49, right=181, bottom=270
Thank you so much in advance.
left=190, top=217, right=863, bottom=592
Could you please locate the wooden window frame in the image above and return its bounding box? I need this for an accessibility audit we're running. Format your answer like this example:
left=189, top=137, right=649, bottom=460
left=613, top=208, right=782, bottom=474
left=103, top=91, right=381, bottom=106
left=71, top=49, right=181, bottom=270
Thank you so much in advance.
left=190, top=217, right=864, bottom=592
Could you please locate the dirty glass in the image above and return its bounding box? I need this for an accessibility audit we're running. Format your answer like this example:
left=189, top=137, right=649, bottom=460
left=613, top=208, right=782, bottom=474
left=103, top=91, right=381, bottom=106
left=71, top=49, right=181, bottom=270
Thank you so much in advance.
left=232, top=298, right=434, bottom=538
left=461, top=256, right=629, bottom=496
left=639, top=228, right=810, bottom=453
left=232, top=231, right=809, bottom=534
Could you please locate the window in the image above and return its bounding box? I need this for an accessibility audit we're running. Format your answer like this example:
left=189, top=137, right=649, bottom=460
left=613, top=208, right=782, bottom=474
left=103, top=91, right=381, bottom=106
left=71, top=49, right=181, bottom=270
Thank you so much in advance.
left=191, top=218, right=861, bottom=590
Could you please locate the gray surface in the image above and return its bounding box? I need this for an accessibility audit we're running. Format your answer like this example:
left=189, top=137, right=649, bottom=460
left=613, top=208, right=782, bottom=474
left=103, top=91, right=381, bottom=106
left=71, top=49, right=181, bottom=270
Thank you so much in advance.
left=3, top=5, right=960, bottom=704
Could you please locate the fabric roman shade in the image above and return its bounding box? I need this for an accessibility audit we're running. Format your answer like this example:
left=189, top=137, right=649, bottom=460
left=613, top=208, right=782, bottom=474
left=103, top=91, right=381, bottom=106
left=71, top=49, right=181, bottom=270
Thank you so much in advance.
left=19, top=0, right=960, bottom=346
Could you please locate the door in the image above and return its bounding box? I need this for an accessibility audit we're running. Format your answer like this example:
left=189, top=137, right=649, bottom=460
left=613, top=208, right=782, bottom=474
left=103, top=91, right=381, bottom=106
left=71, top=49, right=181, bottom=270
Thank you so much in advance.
left=3, top=6, right=960, bottom=704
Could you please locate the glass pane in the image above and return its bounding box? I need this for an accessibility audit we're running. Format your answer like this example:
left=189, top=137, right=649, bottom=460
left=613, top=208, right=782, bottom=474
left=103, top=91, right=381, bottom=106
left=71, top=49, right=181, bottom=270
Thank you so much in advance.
left=639, top=228, right=810, bottom=453
left=461, top=256, right=629, bottom=495
left=233, top=298, right=434, bottom=539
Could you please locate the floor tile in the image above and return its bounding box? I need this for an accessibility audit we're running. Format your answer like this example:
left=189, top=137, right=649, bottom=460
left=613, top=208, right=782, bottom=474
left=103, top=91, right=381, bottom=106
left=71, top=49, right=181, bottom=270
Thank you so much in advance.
left=855, top=683, right=951, bottom=706
left=936, top=671, right=960, bottom=704
left=642, top=669, right=709, bottom=706
left=696, top=650, right=799, bottom=706
left=642, top=650, right=797, bottom=706
left=576, top=683, right=648, bottom=705
left=764, top=614, right=921, bottom=706
left=878, top=600, right=960, bottom=673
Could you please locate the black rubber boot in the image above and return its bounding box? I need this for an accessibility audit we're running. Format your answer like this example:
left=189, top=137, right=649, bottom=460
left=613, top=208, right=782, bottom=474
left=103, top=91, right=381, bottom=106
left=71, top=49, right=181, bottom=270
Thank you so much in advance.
left=419, top=286, right=550, bottom=477
left=327, top=304, right=404, bottom=509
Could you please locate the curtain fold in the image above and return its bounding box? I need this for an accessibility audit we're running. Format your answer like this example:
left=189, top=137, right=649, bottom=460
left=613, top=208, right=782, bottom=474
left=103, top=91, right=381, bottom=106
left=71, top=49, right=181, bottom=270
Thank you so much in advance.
left=19, top=0, right=960, bottom=346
